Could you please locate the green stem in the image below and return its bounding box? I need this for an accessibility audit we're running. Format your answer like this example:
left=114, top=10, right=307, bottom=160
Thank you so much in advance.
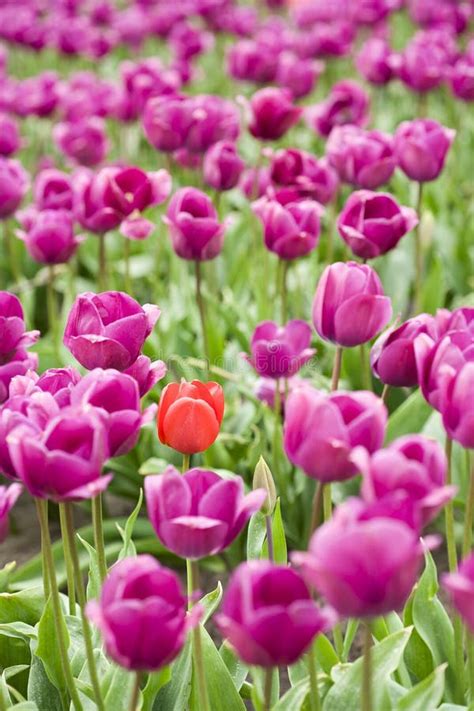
left=272, top=379, right=282, bottom=493
left=279, top=260, right=289, bottom=323
left=263, top=667, right=273, bottom=711
left=463, top=451, right=474, bottom=559
left=0, top=688, right=6, bottom=711
left=413, top=182, right=424, bottom=314
left=59, top=504, right=76, bottom=616
left=187, top=560, right=210, bottom=711
left=98, top=233, right=107, bottom=292
left=265, top=515, right=274, bottom=563
left=381, top=384, right=390, bottom=404
left=4, top=220, right=20, bottom=283
left=182, top=454, right=190, bottom=474
left=38, top=499, right=51, bottom=599
left=331, top=347, right=343, bottom=392
left=35, top=499, right=84, bottom=711
left=468, top=634, right=474, bottom=710
left=128, top=671, right=142, bottom=711
left=124, top=239, right=132, bottom=294
left=47, top=265, right=60, bottom=361
left=359, top=344, right=372, bottom=390
left=195, top=261, right=210, bottom=367
left=361, top=624, right=372, bottom=711
left=323, top=484, right=332, bottom=522
left=92, top=494, right=107, bottom=582
left=308, top=646, right=321, bottom=711
left=62, top=503, right=105, bottom=711
left=309, top=481, right=323, bottom=539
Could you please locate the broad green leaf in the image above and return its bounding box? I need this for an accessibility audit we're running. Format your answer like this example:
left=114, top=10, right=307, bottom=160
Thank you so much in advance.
left=10, top=704, right=39, bottom=710
left=35, top=597, right=69, bottom=698
left=323, top=628, right=412, bottom=711
left=314, top=635, right=339, bottom=675
left=117, top=489, right=143, bottom=560
left=138, top=458, right=168, bottom=476
left=403, top=590, right=434, bottom=683
left=0, top=621, right=36, bottom=642
left=342, top=620, right=359, bottom=662
left=0, top=562, right=16, bottom=592
left=77, top=535, right=101, bottom=602
left=247, top=511, right=267, bottom=561
left=250, top=667, right=279, bottom=711
left=102, top=662, right=135, bottom=711
left=396, top=664, right=446, bottom=711
left=142, top=667, right=171, bottom=711
left=0, top=587, right=44, bottom=626
left=27, top=656, right=63, bottom=711
left=385, top=391, right=433, bottom=443
left=200, top=582, right=223, bottom=624
left=153, top=640, right=192, bottom=711
left=273, top=678, right=310, bottom=711
left=271, top=498, right=287, bottom=565
left=219, top=644, right=248, bottom=692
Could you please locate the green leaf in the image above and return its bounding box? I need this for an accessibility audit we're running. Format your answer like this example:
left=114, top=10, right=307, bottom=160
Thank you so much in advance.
left=385, top=391, right=433, bottom=443
left=247, top=511, right=267, bottom=561
left=35, top=596, right=69, bottom=698
left=403, top=590, right=434, bottom=683
left=142, top=667, right=171, bottom=711
left=396, top=664, right=446, bottom=711
left=153, top=640, right=192, bottom=711
left=0, top=621, right=37, bottom=642
left=27, top=656, right=63, bottom=711
left=116, top=489, right=143, bottom=560
left=271, top=498, right=287, bottom=565
left=200, top=582, right=223, bottom=625
left=0, top=562, right=16, bottom=592
left=101, top=662, right=134, bottom=711
left=323, top=628, right=412, bottom=711
left=77, top=534, right=101, bottom=602
left=138, top=458, right=169, bottom=476
left=0, top=587, right=44, bottom=625
left=342, top=620, right=359, bottom=662
left=314, top=635, right=340, bottom=675
left=273, top=678, right=310, bottom=711
left=9, top=704, right=39, bottom=710
left=219, top=644, right=248, bottom=692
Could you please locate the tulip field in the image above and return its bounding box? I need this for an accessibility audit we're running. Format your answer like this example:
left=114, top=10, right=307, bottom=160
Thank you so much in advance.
left=1, top=0, right=474, bottom=710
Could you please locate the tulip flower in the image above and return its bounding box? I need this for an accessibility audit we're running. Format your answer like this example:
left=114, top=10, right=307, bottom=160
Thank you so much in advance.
left=248, top=87, right=302, bottom=141
left=53, top=117, right=109, bottom=167
left=16, top=209, right=84, bottom=265
left=312, top=262, right=392, bottom=348
left=157, top=379, right=224, bottom=455
left=245, top=320, right=315, bottom=379
left=443, top=554, right=474, bottom=634
left=239, top=166, right=272, bottom=200
left=124, top=355, right=167, bottom=397
left=227, top=39, right=278, bottom=84
left=0, top=351, right=38, bottom=405
left=0, top=113, right=20, bottom=156
left=33, top=168, right=74, bottom=211
left=337, top=191, right=418, bottom=260
left=450, top=56, right=474, bottom=102
left=326, top=127, right=396, bottom=190
left=276, top=52, right=323, bottom=99
left=14, top=72, right=59, bottom=118
left=356, top=38, right=396, bottom=85
left=0, top=482, right=22, bottom=542
left=145, top=466, right=266, bottom=559
left=252, top=195, right=322, bottom=260
left=216, top=561, right=335, bottom=667
left=164, top=187, right=226, bottom=261
left=142, top=95, right=189, bottom=153
left=398, top=30, right=452, bottom=94
left=394, top=119, right=455, bottom=183
left=64, top=291, right=160, bottom=371
left=284, top=385, right=387, bottom=482
left=439, top=362, right=474, bottom=449
left=270, top=149, right=339, bottom=206
left=0, top=291, right=40, bottom=359
left=306, top=80, right=370, bottom=138
left=0, top=158, right=29, bottom=219
left=293, top=498, right=427, bottom=617
left=87, top=555, right=198, bottom=670
left=203, top=141, right=245, bottom=192
left=36, top=367, right=81, bottom=407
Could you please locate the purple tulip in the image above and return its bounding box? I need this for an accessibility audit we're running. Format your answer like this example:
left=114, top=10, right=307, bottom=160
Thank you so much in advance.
left=284, top=385, right=387, bottom=482
left=0, top=113, right=20, bottom=157
left=352, top=0, right=398, bottom=24
left=326, top=126, right=396, bottom=190
left=398, top=30, right=453, bottom=93
left=270, top=149, right=339, bottom=206
left=74, top=168, right=123, bottom=234
left=33, top=169, right=74, bottom=211
left=87, top=555, right=197, bottom=671
left=14, top=72, right=58, bottom=118
left=276, top=53, right=324, bottom=100
left=227, top=39, right=278, bottom=84
left=443, top=554, right=474, bottom=635
left=337, top=190, right=418, bottom=260
left=170, top=21, right=213, bottom=61
left=306, top=80, right=370, bottom=138
left=142, top=95, right=189, bottom=153
left=357, top=434, right=453, bottom=528
left=0, top=482, right=22, bottom=542
left=164, top=187, right=226, bottom=261
left=440, top=362, right=474, bottom=448
left=7, top=407, right=110, bottom=501
left=239, top=166, right=272, bottom=200
left=203, top=141, right=245, bottom=192
left=248, top=88, right=302, bottom=141
left=293, top=497, right=427, bottom=617
left=185, top=95, right=240, bottom=154
left=36, top=367, right=81, bottom=408
left=0, top=158, right=29, bottom=219
left=145, top=466, right=266, bottom=560
left=245, top=320, right=315, bottom=379
left=395, top=119, right=455, bottom=183
left=53, top=118, right=109, bottom=167
left=408, top=0, right=469, bottom=33
left=123, top=355, right=167, bottom=398
left=296, top=21, right=355, bottom=59
left=0, top=292, right=39, bottom=360
left=64, top=291, right=160, bottom=371
left=255, top=375, right=307, bottom=413
left=0, top=350, right=38, bottom=405
left=252, top=195, right=322, bottom=260
left=216, top=561, right=335, bottom=667
left=312, top=262, right=392, bottom=347
left=356, top=38, right=396, bottom=85
left=17, top=209, right=84, bottom=265
left=120, top=58, right=180, bottom=118
left=450, top=55, right=474, bottom=102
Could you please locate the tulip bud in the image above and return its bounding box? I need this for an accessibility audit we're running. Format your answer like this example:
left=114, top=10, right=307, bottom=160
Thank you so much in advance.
left=253, top=456, right=276, bottom=515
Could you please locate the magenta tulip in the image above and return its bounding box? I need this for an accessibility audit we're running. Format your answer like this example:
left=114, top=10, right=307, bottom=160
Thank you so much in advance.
left=248, top=87, right=302, bottom=141
left=276, top=52, right=323, bottom=99
left=0, top=158, right=29, bottom=219
left=270, top=149, right=339, bottom=206
left=0, top=113, right=20, bottom=157
left=17, top=209, right=84, bottom=265
left=0, top=482, right=22, bottom=542
left=356, top=38, right=396, bottom=85
left=440, top=362, right=474, bottom=448
left=253, top=195, right=322, bottom=260
left=394, top=119, right=455, bottom=183
left=33, top=169, right=74, bottom=211
left=124, top=355, right=167, bottom=398
left=443, top=555, right=474, bottom=634
left=227, top=40, right=277, bottom=84
left=0, top=292, right=39, bottom=359
left=326, top=126, right=396, bottom=190
left=245, top=320, right=315, bottom=379
left=203, top=141, right=245, bottom=192
left=450, top=56, right=474, bottom=102
left=306, top=80, right=370, bottom=138
left=54, top=118, right=109, bottom=167
left=398, top=30, right=452, bottom=93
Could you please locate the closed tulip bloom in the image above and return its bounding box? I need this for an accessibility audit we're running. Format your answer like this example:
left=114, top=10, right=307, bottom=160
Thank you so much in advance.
left=357, top=434, right=453, bottom=528
left=398, top=31, right=451, bottom=93
left=327, top=126, right=396, bottom=190
left=270, top=149, right=339, bottom=206
left=164, top=187, right=226, bottom=261
left=87, top=555, right=197, bottom=670
left=443, top=555, right=474, bottom=634
left=440, top=362, right=474, bottom=448
left=0, top=113, right=20, bottom=156
left=306, top=80, right=370, bottom=138
left=356, top=38, right=396, bottom=85
left=293, top=498, right=427, bottom=617
left=36, top=367, right=81, bottom=408
left=246, top=320, right=315, bottom=378
left=73, top=168, right=124, bottom=234
left=142, top=95, right=189, bottom=153
left=0, top=292, right=39, bottom=360
left=7, top=408, right=110, bottom=501
left=394, top=119, right=455, bottom=183
left=184, top=95, right=240, bottom=154
left=0, top=482, right=22, bottom=542
left=64, top=291, right=160, bottom=371
left=276, top=53, right=324, bottom=99
left=124, top=355, right=167, bottom=398
left=248, top=88, right=302, bottom=141
left=450, top=56, right=474, bottom=102
left=203, top=141, right=245, bottom=192
left=158, top=379, right=224, bottom=455
left=227, top=39, right=278, bottom=84
left=0, top=351, right=38, bottom=405
left=0, top=158, right=29, bottom=219
left=216, top=561, right=334, bottom=667
left=312, top=262, right=392, bottom=347
left=53, top=118, right=109, bottom=167
left=337, top=190, right=418, bottom=260
left=14, top=72, right=58, bottom=118
left=17, top=209, right=84, bottom=265
left=33, top=169, right=74, bottom=211
left=284, top=385, right=387, bottom=482
left=253, top=196, right=322, bottom=260
left=145, top=466, right=265, bottom=559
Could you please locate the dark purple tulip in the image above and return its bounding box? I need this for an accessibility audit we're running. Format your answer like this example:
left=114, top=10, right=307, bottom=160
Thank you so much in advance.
left=296, top=21, right=355, bottom=59
left=0, top=113, right=20, bottom=156
left=227, top=39, right=278, bottom=84
left=64, top=291, right=160, bottom=371
left=327, top=126, right=396, bottom=190
left=312, top=262, right=392, bottom=348
left=0, top=351, right=38, bottom=405
left=306, top=80, right=370, bottom=138
left=0, top=482, right=22, bottom=542
left=87, top=555, right=197, bottom=671
left=145, top=466, right=266, bottom=559
left=203, top=141, right=245, bottom=192
left=0, top=292, right=39, bottom=360
left=398, top=30, right=454, bottom=93
left=0, top=158, right=29, bottom=219
left=120, top=58, right=180, bottom=118
left=33, top=169, right=74, bottom=211
left=14, top=72, right=58, bottom=118
left=394, top=119, right=455, bottom=183
left=440, top=362, right=474, bottom=448
left=284, top=385, right=387, bottom=482
left=408, top=0, right=469, bottom=33
left=163, top=187, right=226, bottom=261
left=185, top=95, right=240, bottom=154
left=357, top=434, right=453, bottom=528
left=450, top=56, right=474, bottom=102
left=248, top=88, right=302, bottom=141
left=142, top=95, right=189, bottom=153
left=53, top=118, right=108, bottom=168
left=337, top=190, right=418, bottom=260
left=17, top=209, right=84, bottom=265
left=98, top=166, right=171, bottom=229
left=356, top=38, right=396, bottom=85
left=36, top=367, right=81, bottom=408
left=276, top=52, right=324, bottom=99
left=216, top=561, right=334, bottom=667
left=7, top=407, right=110, bottom=501
left=443, top=555, right=474, bottom=635
left=270, top=149, right=339, bottom=206
left=124, top=355, right=167, bottom=398
left=253, top=195, right=322, bottom=260
left=169, top=21, right=213, bottom=61
left=239, top=166, right=272, bottom=200
left=245, top=320, right=315, bottom=379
